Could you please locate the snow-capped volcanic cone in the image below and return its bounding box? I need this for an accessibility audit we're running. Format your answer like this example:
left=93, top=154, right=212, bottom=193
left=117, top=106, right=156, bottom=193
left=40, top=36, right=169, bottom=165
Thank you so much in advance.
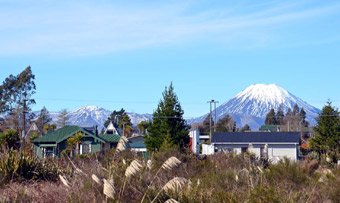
left=189, top=84, right=320, bottom=130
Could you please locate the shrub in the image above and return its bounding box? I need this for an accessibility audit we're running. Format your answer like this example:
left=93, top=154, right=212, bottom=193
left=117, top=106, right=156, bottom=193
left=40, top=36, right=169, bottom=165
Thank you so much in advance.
left=0, top=150, right=59, bottom=183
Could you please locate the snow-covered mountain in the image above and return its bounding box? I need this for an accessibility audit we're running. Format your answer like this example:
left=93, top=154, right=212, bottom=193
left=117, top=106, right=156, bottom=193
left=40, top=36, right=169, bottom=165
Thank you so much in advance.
left=189, top=84, right=320, bottom=130
left=36, top=106, right=152, bottom=130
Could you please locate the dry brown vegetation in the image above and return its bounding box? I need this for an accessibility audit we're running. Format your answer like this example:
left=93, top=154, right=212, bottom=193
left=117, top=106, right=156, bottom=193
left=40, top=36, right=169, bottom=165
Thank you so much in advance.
left=0, top=148, right=339, bottom=203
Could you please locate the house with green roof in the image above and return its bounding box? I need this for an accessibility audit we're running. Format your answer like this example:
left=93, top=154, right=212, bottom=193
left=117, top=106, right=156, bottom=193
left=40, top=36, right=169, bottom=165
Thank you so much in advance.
left=32, top=125, right=120, bottom=158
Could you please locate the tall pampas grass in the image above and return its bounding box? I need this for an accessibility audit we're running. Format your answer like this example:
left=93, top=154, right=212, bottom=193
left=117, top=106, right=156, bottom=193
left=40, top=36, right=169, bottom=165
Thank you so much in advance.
left=151, top=177, right=188, bottom=203
left=164, top=198, right=179, bottom=203
left=120, top=160, right=143, bottom=200
left=125, top=160, right=143, bottom=178
left=103, top=179, right=115, bottom=199
left=116, top=136, right=128, bottom=152
left=59, top=175, right=70, bottom=188
left=141, top=157, right=182, bottom=203
left=147, top=160, right=152, bottom=170
left=92, top=174, right=102, bottom=185
left=161, top=157, right=181, bottom=170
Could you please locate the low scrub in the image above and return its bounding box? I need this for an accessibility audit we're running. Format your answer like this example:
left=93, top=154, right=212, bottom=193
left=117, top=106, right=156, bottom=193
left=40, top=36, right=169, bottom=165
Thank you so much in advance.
left=0, top=148, right=339, bottom=202
left=0, top=150, right=59, bottom=184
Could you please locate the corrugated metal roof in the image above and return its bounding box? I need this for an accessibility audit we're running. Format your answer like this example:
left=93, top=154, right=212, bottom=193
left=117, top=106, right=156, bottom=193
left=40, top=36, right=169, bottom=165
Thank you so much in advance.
left=127, top=136, right=146, bottom=148
left=32, top=126, right=106, bottom=144
left=212, top=132, right=300, bottom=143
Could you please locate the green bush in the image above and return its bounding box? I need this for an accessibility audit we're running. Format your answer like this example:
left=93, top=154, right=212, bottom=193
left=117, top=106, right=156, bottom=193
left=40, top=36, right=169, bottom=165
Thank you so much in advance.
left=0, top=150, right=59, bottom=183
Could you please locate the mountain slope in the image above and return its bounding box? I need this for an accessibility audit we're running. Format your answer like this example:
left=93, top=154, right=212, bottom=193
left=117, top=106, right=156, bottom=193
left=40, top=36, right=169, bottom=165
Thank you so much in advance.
left=36, top=106, right=152, bottom=130
left=190, top=84, right=320, bottom=130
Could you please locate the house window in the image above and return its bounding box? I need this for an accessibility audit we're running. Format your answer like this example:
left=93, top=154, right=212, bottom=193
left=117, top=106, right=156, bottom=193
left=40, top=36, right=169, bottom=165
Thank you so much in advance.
left=43, top=147, right=55, bottom=158
left=241, top=147, right=248, bottom=153
left=80, top=144, right=91, bottom=154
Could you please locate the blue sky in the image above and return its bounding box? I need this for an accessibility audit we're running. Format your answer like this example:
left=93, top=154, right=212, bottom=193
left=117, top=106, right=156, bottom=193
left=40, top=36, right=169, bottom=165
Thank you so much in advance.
left=0, top=0, right=340, bottom=118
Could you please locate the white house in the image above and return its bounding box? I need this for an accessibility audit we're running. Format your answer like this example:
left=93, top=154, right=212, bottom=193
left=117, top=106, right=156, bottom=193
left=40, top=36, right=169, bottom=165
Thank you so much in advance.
left=211, top=132, right=301, bottom=162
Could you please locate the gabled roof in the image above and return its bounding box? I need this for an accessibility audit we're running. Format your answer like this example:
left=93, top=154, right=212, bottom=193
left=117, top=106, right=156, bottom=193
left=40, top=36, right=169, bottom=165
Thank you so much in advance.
left=32, top=125, right=106, bottom=144
left=212, top=132, right=300, bottom=144
left=104, top=121, right=122, bottom=136
left=99, top=134, right=120, bottom=143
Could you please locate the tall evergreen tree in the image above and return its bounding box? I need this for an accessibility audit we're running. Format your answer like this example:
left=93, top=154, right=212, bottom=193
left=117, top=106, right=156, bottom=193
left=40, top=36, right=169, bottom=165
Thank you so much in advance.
left=145, top=83, right=189, bottom=151
left=57, top=109, right=69, bottom=128
left=216, top=115, right=236, bottom=132
left=36, top=107, right=52, bottom=132
left=310, top=102, right=340, bottom=162
left=265, top=109, right=276, bottom=125
left=299, top=108, right=309, bottom=127
left=292, top=104, right=300, bottom=116
left=276, top=106, right=285, bottom=125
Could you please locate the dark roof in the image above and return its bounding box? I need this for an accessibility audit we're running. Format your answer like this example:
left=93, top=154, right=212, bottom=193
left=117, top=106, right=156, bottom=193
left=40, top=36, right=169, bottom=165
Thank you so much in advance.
left=32, top=125, right=106, bottom=144
left=99, top=134, right=120, bottom=143
left=212, top=132, right=300, bottom=143
left=127, top=136, right=146, bottom=149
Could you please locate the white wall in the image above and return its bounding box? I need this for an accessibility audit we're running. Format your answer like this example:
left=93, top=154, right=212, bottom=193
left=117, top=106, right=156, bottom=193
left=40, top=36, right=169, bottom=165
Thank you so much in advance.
left=202, top=144, right=214, bottom=155
left=268, top=144, right=297, bottom=162
left=213, top=143, right=298, bottom=161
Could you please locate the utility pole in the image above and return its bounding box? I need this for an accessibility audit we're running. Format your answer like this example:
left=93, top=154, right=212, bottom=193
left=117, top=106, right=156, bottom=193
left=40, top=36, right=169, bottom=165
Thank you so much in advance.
left=22, top=92, right=28, bottom=150
left=207, top=100, right=213, bottom=143
left=213, top=100, right=219, bottom=132
left=207, top=99, right=218, bottom=142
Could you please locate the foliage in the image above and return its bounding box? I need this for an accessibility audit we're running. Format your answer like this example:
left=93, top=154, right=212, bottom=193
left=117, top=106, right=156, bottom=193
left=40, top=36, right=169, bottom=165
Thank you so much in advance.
left=104, top=108, right=133, bottom=136
left=198, top=113, right=214, bottom=134
left=36, top=106, right=52, bottom=133
left=0, top=150, right=59, bottom=183
left=0, top=66, right=36, bottom=114
left=0, top=129, right=19, bottom=150
left=67, top=132, right=84, bottom=157
left=137, top=120, right=151, bottom=135
left=240, top=124, right=251, bottom=132
left=43, top=123, right=56, bottom=134
left=310, top=101, right=340, bottom=162
left=216, top=114, right=236, bottom=132
left=265, top=108, right=276, bottom=125
left=145, top=83, right=190, bottom=152
left=0, top=150, right=339, bottom=202
left=264, top=104, right=309, bottom=131
left=57, top=109, right=69, bottom=128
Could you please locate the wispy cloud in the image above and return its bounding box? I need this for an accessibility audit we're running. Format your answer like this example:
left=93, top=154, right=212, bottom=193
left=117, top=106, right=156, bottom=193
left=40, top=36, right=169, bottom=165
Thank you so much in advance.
left=0, top=0, right=339, bottom=56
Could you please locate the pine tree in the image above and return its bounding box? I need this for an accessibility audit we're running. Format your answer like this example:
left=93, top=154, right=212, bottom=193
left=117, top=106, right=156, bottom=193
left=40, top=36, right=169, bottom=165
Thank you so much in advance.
left=299, top=108, right=309, bottom=127
left=37, top=107, right=52, bottom=133
left=57, top=109, right=69, bottom=128
left=145, top=83, right=189, bottom=151
left=265, top=109, right=276, bottom=125
left=216, top=115, right=236, bottom=132
left=276, top=106, right=285, bottom=125
left=310, top=102, right=340, bottom=162
left=292, top=104, right=300, bottom=116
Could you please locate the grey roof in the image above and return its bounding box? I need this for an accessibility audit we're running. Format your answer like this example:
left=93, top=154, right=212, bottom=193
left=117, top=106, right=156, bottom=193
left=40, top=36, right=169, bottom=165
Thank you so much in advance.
left=212, top=132, right=300, bottom=143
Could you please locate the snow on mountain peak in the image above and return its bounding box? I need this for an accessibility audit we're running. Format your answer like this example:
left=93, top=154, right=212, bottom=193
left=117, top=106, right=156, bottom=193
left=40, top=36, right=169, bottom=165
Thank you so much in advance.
left=76, top=105, right=102, bottom=112
left=236, top=84, right=290, bottom=104
left=189, top=84, right=320, bottom=130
